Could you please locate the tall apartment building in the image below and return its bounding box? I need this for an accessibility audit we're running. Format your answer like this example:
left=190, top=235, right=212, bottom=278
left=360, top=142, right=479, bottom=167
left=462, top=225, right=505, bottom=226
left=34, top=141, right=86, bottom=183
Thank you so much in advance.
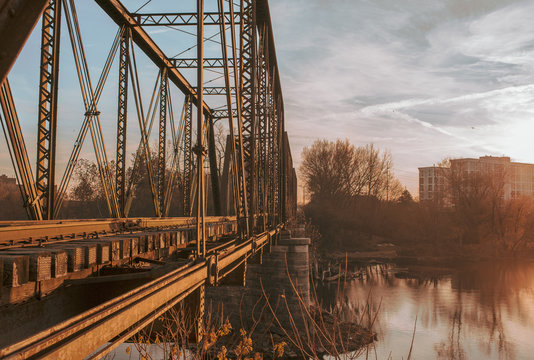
left=419, top=156, right=534, bottom=202
left=418, top=166, right=448, bottom=202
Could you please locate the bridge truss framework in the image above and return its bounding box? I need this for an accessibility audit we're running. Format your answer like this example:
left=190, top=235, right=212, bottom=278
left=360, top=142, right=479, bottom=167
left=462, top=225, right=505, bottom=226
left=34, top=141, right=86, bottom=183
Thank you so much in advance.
left=0, top=0, right=297, bottom=357
left=0, top=0, right=298, bottom=253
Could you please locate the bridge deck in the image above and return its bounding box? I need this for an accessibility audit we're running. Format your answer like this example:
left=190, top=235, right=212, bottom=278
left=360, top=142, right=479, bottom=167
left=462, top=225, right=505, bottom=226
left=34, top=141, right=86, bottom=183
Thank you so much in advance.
left=0, top=221, right=281, bottom=359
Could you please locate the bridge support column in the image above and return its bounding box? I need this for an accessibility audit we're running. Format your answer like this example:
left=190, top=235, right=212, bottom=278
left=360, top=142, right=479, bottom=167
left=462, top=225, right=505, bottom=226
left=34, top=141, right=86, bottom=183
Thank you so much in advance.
left=206, top=230, right=311, bottom=332
left=183, top=284, right=205, bottom=342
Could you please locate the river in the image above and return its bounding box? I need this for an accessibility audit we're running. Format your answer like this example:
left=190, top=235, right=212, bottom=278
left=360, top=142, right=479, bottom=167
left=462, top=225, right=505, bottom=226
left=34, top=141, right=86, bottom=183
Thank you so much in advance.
left=316, top=261, right=534, bottom=360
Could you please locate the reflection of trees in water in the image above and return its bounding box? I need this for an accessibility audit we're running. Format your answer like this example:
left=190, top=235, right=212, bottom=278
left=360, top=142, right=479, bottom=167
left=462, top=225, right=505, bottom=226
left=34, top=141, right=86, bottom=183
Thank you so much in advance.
left=435, top=309, right=466, bottom=360
left=431, top=262, right=530, bottom=360
left=315, top=262, right=534, bottom=359
left=434, top=297, right=516, bottom=359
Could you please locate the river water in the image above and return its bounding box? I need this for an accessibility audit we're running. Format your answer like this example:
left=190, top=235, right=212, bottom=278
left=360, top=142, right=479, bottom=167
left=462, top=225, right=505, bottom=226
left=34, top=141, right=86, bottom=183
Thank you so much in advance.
left=316, top=261, right=534, bottom=360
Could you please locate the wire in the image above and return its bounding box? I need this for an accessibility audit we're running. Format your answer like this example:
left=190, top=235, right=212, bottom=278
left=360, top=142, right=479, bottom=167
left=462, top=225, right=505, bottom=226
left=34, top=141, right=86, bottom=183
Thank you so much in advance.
left=134, top=0, right=153, bottom=13
left=172, top=26, right=231, bottom=58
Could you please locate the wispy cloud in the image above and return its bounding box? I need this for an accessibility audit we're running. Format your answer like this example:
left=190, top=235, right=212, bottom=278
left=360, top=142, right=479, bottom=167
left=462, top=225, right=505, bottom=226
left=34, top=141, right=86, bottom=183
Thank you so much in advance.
left=270, top=0, right=534, bottom=194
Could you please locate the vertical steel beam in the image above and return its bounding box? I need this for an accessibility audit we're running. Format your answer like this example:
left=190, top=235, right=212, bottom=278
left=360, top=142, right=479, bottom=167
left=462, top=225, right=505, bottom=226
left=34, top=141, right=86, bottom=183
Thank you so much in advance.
left=183, top=95, right=193, bottom=216
left=158, top=67, right=168, bottom=217
left=217, top=0, right=248, bottom=231
left=240, top=0, right=257, bottom=233
left=36, top=0, right=62, bottom=220
left=115, top=27, right=129, bottom=217
left=256, top=24, right=268, bottom=231
left=207, top=115, right=221, bottom=215
left=275, top=94, right=282, bottom=223
left=195, top=0, right=207, bottom=257
left=228, top=0, right=250, bottom=238
left=267, top=70, right=276, bottom=227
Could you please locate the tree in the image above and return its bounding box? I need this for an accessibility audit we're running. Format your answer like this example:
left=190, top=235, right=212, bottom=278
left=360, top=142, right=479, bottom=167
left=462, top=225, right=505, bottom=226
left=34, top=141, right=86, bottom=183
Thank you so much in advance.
left=300, top=139, right=406, bottom=251
left=300, top=139, right=402, bottom=201
left=398, top=189, right=414, bottom=204
left=447, top=159, right=506, bottom=245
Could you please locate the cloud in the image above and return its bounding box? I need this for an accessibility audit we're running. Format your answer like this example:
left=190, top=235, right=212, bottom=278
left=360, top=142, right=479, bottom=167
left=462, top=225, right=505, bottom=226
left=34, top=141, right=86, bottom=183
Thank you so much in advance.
left=270, top=0, right=534, bottom=194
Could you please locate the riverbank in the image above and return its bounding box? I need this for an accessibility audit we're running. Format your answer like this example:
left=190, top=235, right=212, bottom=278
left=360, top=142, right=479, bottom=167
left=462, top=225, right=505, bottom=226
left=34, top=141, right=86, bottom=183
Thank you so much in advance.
left=314, top=239, right=534, bottom=284
left=317, top=234, right=534, bottom=268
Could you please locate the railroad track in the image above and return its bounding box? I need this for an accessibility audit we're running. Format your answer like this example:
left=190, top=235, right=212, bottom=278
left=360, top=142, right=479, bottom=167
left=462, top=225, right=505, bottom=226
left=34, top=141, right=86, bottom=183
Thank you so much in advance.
left=0, top=225, right=281, bottom=360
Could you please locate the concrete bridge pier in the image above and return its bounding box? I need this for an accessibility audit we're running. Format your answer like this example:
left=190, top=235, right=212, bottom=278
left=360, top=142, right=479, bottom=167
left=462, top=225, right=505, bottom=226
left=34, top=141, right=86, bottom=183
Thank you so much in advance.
left=206, top=228, right=311, bottom=334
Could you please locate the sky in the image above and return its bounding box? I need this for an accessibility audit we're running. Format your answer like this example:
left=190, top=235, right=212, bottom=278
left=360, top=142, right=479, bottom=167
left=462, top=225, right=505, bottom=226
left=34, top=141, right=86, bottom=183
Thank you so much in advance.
left=269, top=0, right=534, bottom=195
left=3, top=0, right=534, bottom=198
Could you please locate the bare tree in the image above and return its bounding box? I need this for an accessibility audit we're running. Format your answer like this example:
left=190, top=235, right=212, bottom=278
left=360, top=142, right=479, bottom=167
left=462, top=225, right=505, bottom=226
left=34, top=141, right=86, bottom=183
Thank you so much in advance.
left=300, top=139, right=402, bottom=201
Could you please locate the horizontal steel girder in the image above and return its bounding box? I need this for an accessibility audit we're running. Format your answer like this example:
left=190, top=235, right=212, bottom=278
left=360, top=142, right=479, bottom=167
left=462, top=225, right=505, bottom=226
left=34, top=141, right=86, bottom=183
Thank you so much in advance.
left=170, top=57, right=235, bottom=68
left=212, top=108, right=238, bottom=119
left=201, top=86, right=236, bottom=95
left=132, top=12, right=241, bottom=26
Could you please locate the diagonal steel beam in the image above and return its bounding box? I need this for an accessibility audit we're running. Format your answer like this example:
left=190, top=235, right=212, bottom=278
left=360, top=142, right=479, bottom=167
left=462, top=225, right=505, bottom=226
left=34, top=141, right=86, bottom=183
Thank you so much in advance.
left=0, top=0, right=48, bottom=83
left=0, top=80, right=43, bottom=220
left=95, top=0, right=212, bottom=116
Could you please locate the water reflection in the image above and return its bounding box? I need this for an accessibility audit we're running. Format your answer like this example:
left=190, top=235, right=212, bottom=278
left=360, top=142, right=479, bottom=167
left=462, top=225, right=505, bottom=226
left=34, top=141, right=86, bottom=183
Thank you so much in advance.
left=315, top=261, right=534, bottom=359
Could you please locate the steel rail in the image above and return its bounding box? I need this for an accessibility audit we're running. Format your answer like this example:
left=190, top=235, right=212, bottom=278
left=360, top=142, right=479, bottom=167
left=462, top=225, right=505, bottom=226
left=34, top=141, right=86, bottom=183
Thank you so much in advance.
left=0, top=226, right=280, bottom=359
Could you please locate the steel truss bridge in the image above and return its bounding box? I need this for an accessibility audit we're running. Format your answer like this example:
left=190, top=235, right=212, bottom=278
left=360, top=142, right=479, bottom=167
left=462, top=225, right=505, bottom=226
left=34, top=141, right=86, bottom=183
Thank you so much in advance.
left=0, top=0, right=297, bottom=358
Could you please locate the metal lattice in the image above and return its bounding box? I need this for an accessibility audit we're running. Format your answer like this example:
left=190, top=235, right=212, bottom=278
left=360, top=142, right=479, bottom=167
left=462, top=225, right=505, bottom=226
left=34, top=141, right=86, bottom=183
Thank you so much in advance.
left=115, top=27, right=129, bottom=217
left=36, top=0, right=62, bottom=220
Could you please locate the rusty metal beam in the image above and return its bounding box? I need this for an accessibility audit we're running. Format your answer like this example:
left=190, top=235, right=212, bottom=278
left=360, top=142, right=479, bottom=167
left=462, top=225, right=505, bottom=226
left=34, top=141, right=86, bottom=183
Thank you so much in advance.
left=212, top=108, right=238, bottom=119
left=35, top=0, right=62, bottom=220
left=115, top=27, right=129, bottom=217
left=157, top=68, right=168, bottom=217
left=132, top=12, right=241, bottom=26
left=207, top=115, right=221, bottom=215
left=0, top=80, right=43, bottom=220
left=240, top=0, right=258, bottom=234
left=0, top=226, right=280, bottom=359
left=0, top=0, right=48, bottom=83
left=0, top=216, right=236, bottom=246
left=94, top=0, right=212, bottom=116
left=171, top=57, right=235, bottom=69
left=202, top=86, right=236, bottom=95
left=195, top=0, right=206, bottom=258
left=183, top=95, right=193, bottom=216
